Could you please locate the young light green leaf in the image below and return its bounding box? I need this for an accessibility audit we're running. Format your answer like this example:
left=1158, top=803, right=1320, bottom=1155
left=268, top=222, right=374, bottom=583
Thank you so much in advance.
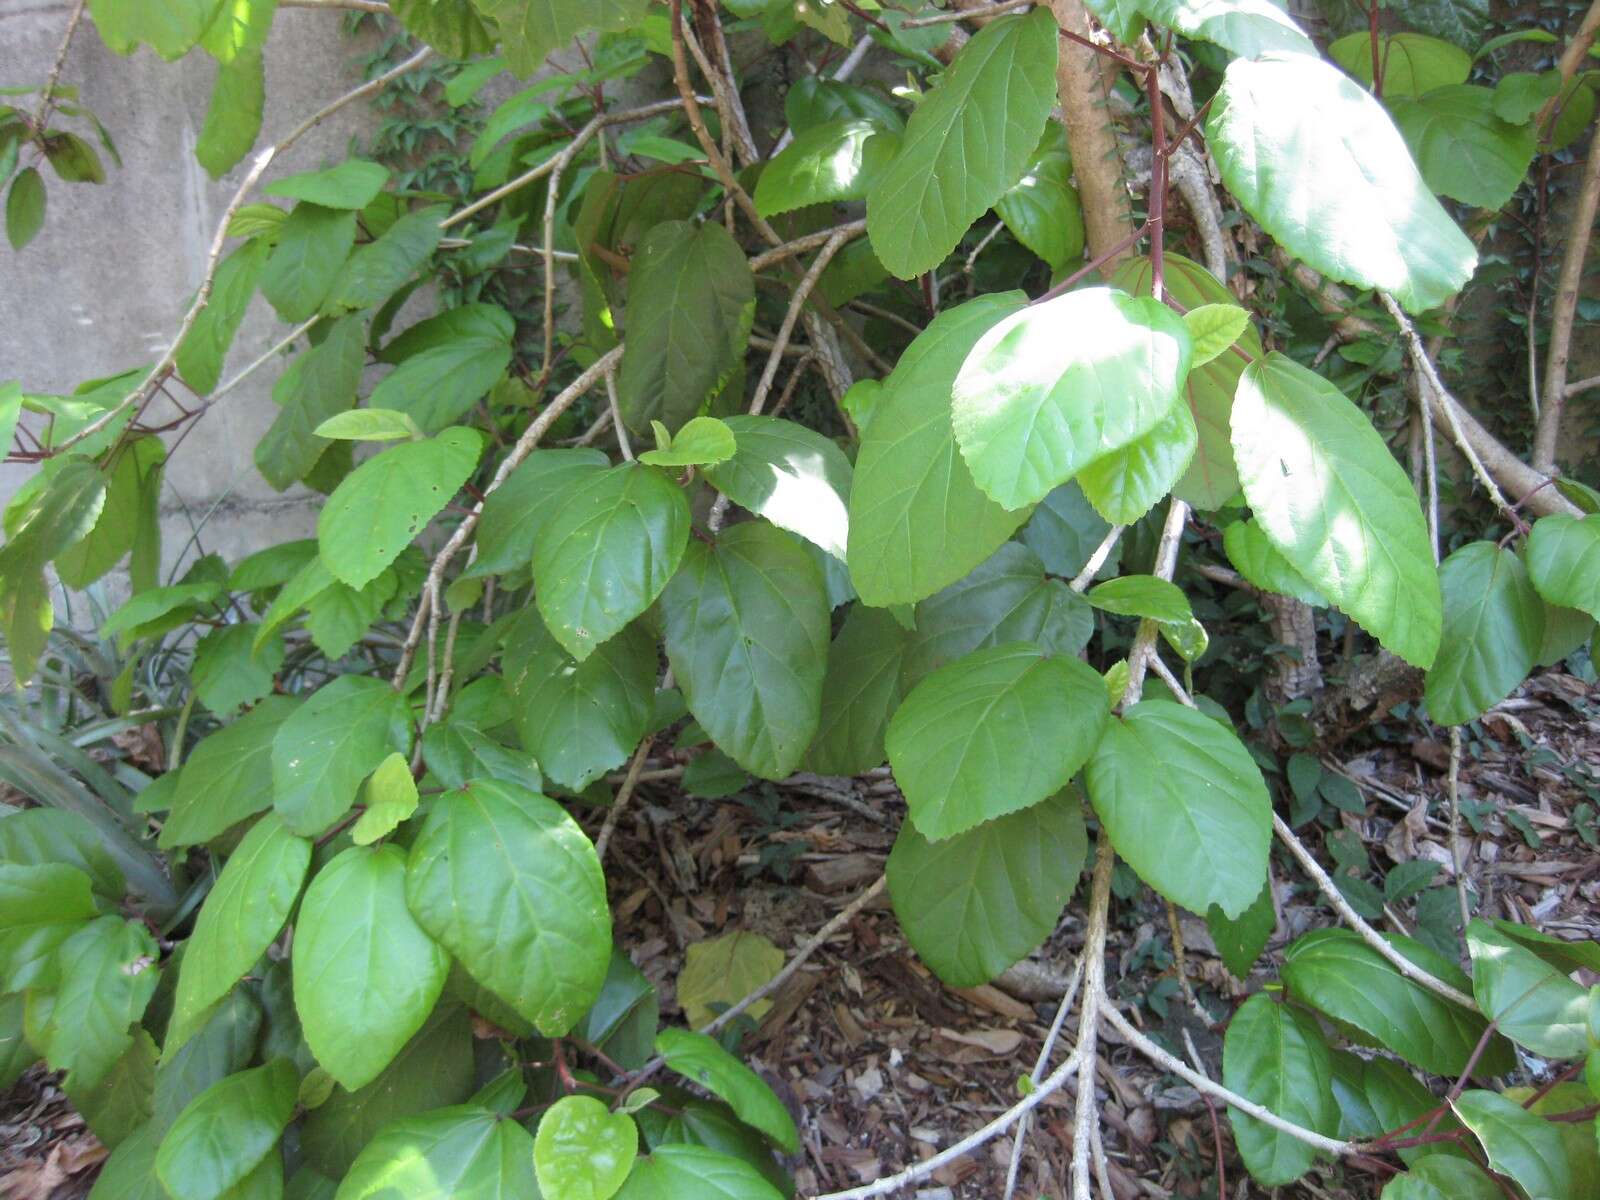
left=155, top=1059, right=298, bottom=1200
left=337, top=1103, right=539, bottom=1199
left=1086, top=575, right=1193, bottom=624
left=702, top=415, right=853, bottom=561
left=1425, top=542, right=1543, bottom=725
left=1085, top=700, right=1270, bottom=917
left=534, top=1095, right=639, bottom=1200
left=887, top=789, right=1086, bottom=988
left=405, top=781, right=611, bottom=1035
left=1207, top=54, right=1476, bottom=313
left=40, top=916, right=160, bottom=1090
left=887, top=643, right=1108, bottom=841
left=1223, top=519, right=1327, bottom=606
left=271, top=676, right=411, bottom=836
left=661, top=522, right=830, bottom=781
left=351, top=752, right=420, bottom=844
left=312, top=408, right=421, bottom=442
left=639, top=416, right=737, bottom=468
left=1222, top=994, right=1338, bottom=1187
left=294, top=845, right=448, bottom=1091
left=755, top=119, right=898, bottom=217
left=951, top=286, right=1192, bottom=511
left=1465, top=919, right=1588, bottom=1059
left=1451, top=1089, right=1570, bottom=1200
left=265, top=159, right=389, bottom=209
left=1232, top=353, right=1441, bottom=667
left=1388, top=85, right=1536, bottom=210
left=655, top=1029, right=798, bottom=1152
left=866, top=10, right=1058, bottom=278
left=318, top=427, right=481, bottom=590
left=160, top=696, right=300, bottom=848
left=1526, top=514, right=1600, bottom=619
left=531, top=463, right=691, bottom=661
left=847, top=293, right=1032, bottom=605
left=1182, top=304, right=1252, bottom=368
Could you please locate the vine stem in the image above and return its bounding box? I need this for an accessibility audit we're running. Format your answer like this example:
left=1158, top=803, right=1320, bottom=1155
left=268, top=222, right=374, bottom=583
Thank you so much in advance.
left=29, top=0, right=87, bottom=134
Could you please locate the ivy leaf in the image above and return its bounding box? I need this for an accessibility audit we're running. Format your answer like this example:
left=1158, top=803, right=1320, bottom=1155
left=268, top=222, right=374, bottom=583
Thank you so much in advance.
left=531, top=463, right=691, bottom=661
left=271, top=676, right=412, bottom=837
left=503, top=608, right=656, bottom=791
left=887, top=643, right=1108, bottom=840
left=474, top=0, right=652, bottom=75
left=318, top=427, right=481, bottom=590
left=154, top=1059, right=298, bottom=1200
left=351, top=753, right=420, bottom=845
left=325, top=205, right=447, bottom=313
left=804, top=605, right=911, bottom=776
left=1222, top=994, right=1338, bottom=1187
left=865, top=10, right=1058, bottom=278
left=951, top=286, right=1192, bottom=511
left=655, top=1029, right=799, bottom=1152
left=196, top=52, right=263, bottom=178
left=1086, top=700, right=1269, bottom=917
left=470, top=449, right=609, bottom=577
left=259, top=203, right=358, bottom=322
left=40, top=916, right=160, bottom=1090
left=1232, top=353, right=1441, bottom=668
left=1206, top=879, right=1276, bottom=978
left=1451, top=1090, right=1571, bottom=1200
left=616, top=220, right=754, bottom=436
left=661, top=522, right=830, bottom=781
left=1206, top=54, right=1476, bottom=313
left=847, top=293, right=1032, bottom=606
left=294, top=845, right=448, bottom=1092
left=755, top=119, right=898, bottom=217
left=1086, top=575, right=1193, bottom=624
left=887, top=789, right=1086, bottom=988
left=160, top=696, right=299, bottom=848
left=1464, top=919, right=1588, bottom=1059
left=617, top=1145, right=784, bottom=1200
left=1378, top=1158, right=1503, bottom=1200
left=254, top=313, right=367, bottom=491
left=1388, top=86, right=1536, bottom=210
left=390, top=0, right=496, bottom=59
left=639, top=416, right=738, bottom=469
left=1139, top=0, right=1315, bottom=57
left=702, top=415, right=854, bottom=560
left=995, top=125, right=1084, bottom=271
left=534, top=1095, right=640, bottom=1199
left=1077, top=404, right=1198, bottom=526
left=1281, top=929, right=1509, bottom=1076
left=1424, top=542, right=1543, bottom=726
left=338, top=1102, right=538, bottom=1199
left=369, top=304, right=515, bottom=433
left=405, top=781, right=611, bottom=1035
left=1327, top=31, right=1471, bottom=98
left=1526, top=514, right=1600, bottom=619
left=176, top=240, right=267, bottom=393
left=0, top=864, right=101, bottom=990
left=1222, top=519, right=1327, bottom=606
left=168, top=816, right=308, bottom=1052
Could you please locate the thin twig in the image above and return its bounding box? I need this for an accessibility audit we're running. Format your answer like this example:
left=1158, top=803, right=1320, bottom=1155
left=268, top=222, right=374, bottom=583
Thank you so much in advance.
left=748, top=229, right=852, bottom=416
left=1069, top=837, right=1115, bottom=1199
left=904, top=0, right=1034, bottom=24
left=1121, top=499, right=1188, bottom=705
left=749, top=221, right=868, bottom=273
left=1003, top=959, right=1086, bottom=1200
left=604, top=363, right=633, bottom=461
left=29, top=0, right=87, bottom=134
left=1447, top=727, right=1471, bottom=931
left=1068, top=526, right=1125, bottom=592
left=595, top=739, right=652, bottom=862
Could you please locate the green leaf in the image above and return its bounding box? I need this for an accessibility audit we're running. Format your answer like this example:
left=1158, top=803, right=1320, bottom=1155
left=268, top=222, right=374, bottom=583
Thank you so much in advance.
left=369, top=305, right=515, bottom=433
left=1086, top=700, right=1270, bottom=917
left=1451, top=1089, right=1570, bottom=1200
left=52, top=439, right=157, bottom=590
left=1086, top=575, right=1193, bottom=623
left=160, top=697, right=299, bottom=847
left=1465, top=919, right=1587, bottom=1059
left=201, top=0, right=278, bottom=63
left=475, top=0, right=651, bottom=75
left=866, top=10, right=1058, bottom=278
left=0, top=808, right=124, bottom=901
left=1328, top=31, right=1471, bottom=98
left=337, top=1103, right=539, bottom=1199
left=1425, top=542, right=1543, bottom=725
left=271, top=676, right=412, bottom=836
left=1389, top=86, right=1536, bottom=210
left=255, top=313, right=366, bottom=490
left=785, top=77, right=904, bottom=135
left=294, top=845, right=448, bottom=1091
left=1232, top=353, right=1441, bottom=668
left=847, top=293, right=1032, bottom=606
left=312, top=407, right=419, bottom=442
left=534, top=1095, right=639, bottom=1200
left=1, top=455, right=108, bottom=573
left=422, top=721, right=542, bottom=794
left=888, top=788, right=1086, bottom=987
left=531, top=463, right=690, bottom=661
left=265, top=159, right=388, bottom=209
left=951, top=286, right=1191, bottom=511
left=470, top=449, right=609, bottom=577
left=325, top=205, right=446, bottom=312
left=40, top=916, right=160, bottom=1089
left=155, top=1058, right=298, bottom=1200
left=702, top=415, right=853, bottom=561
left=1223, top=519, right=1327, bottom=606
left=1206, top=879, right=1275, bottom=978
left=1363, top=1057, right=1468, bottom=1167
left=754, top=119, right=898, bottom=217
left=6, top=167, right=45, bottom=249
left=1222, top=994, right=1338, bottom=1186
left=995, top=125, right=1084, bottom=271
left=640, top=416, right=738, bottom=468
left=191, top=624, right=282, bottom=713
left=1281, top=928, right=1508, bottom=1076
left=318, top=427, right=481, bottom=590
left=1183, top=304, right=1252, bottom=367
left=89, top=0, right=224, bottom=59
left=902, top=541, right=1092, bottom=686
left=615, top=220, right=754, bottom=436
left=156, top=987, right=262, bottom=1123
left=616, top=1145, right=784, bottom=1200
left=504, top=608, right=656, bottom=791
left=1140, top=0, right=1314, bottom=57
left=405, top=781, right=611, bottom=1034
left=661, top=522, right=831, bottom=780
left=579, top=951, right=659, bottom=1071
left=0, top=993, right=33, bottom=1091
left=1526, top=514, right=1600, bottom=620
left=100, top=581, right=222, bottom=643
left=196, top=52, right=264, bottom=178
left=351, top=752, right=420, bottom=844
left=655, top=1029, right=798, bottom=1152
left=1077, top=404, right=1198, bottom=525
left=177, top=240, right=267, bottom=393
left=0, top=863, right=99, bottom=991
left=1379, top=1158, right=1503, bottom=1200
left=887, top=643, right=1108, bottom=840
left=390, top=0, right=495, bottom=56
left=259, top=202, right=359, bottom=322
left=169, top=816, right=308, bottom=1051
left=1206, top=54, right=1476, bottom=313
left=88, top=1125, right=170, bottom=1200
left=805, top=605, right=911, bottom=775
left=67, top=1029, right=156, bottom=1149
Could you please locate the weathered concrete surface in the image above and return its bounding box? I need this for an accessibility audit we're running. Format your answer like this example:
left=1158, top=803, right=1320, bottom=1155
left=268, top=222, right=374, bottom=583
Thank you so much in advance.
left=1, top=0, right=388, bottom=581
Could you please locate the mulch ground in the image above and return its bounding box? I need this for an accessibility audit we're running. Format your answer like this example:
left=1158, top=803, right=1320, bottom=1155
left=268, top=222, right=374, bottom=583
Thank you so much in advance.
left=4, top=670, right=1597, bottom=1199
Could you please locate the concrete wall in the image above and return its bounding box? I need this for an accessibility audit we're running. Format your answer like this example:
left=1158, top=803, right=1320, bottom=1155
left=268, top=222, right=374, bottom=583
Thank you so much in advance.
left=1, top=1, right=390, bottom=586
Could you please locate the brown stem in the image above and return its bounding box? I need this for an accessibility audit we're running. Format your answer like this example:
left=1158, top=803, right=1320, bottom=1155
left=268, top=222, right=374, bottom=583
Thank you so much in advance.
left=1049, top=0, right=1136, bottom=265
